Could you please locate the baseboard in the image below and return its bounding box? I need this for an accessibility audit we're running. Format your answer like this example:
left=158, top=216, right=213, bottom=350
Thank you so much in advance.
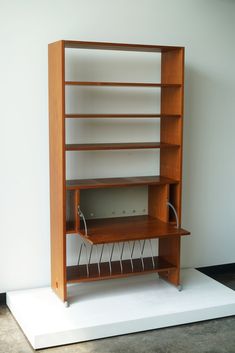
left=197, top=263, right=235, bottom=276
left=0, top=293, right=6, bottom=305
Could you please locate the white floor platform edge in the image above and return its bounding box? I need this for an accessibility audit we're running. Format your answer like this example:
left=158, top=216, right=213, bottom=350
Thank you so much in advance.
left=7, top=269, right=235, bottom=349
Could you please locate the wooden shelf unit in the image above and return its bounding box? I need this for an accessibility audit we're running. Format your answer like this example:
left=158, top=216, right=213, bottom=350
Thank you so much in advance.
left=48, top=40, right=190, bottom=303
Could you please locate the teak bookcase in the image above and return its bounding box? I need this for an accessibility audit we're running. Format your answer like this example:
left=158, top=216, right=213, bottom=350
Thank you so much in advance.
left=48, top=40, right=190, bottom=304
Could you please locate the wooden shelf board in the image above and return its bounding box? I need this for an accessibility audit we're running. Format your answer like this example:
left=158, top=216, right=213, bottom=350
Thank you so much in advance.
left=77, top=215, right=190, bottom=244
left=66, top=175, right=178, bottom=190
left=65, top=114, right=181, bottom=118
left=65, top=142, right=179, bottom=151
left=67, top=256, right=176, bottom=283
left=64, top=40, right=183, bottom=53
left=65, top=81, right=181, bottom=87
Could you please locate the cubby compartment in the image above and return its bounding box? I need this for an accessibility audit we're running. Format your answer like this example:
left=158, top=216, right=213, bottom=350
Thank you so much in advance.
left=65, top=181, right=188, bottom=244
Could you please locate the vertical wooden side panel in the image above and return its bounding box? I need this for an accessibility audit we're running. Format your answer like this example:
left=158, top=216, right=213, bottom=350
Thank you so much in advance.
left=160, top=48, right=184, bottom=222
left=159, top=237, right=181, bottom=286
left=148, top=185, right=169, bottom=222
left=48, top=41, right=66, bottom=301
left=159, top=48, right=185, bottom=287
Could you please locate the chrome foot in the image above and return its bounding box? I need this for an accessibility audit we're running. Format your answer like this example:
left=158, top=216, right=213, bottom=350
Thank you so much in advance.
left=64, top=301, right=69, bottom=308
left=177, top=284, right=182, bottom=292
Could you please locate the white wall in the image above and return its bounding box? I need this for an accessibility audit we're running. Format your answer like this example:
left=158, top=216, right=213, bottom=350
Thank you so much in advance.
left=1, top=0, right=235, bottom=292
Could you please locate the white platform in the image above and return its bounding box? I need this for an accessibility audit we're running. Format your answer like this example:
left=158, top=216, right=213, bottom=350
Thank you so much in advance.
left=7, top=269, right=235, bottom=349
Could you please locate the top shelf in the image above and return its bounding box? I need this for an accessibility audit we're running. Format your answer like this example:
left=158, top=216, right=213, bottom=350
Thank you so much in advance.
left=65, top=81, right=181, bottom=87
left=63, top=40, right=183, bottom=53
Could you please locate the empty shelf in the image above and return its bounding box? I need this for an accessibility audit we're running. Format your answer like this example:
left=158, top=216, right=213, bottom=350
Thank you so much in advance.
left=65, top=114, right=181, bottom=118
left=66, top=175, right=178, bottom=190
left=64, top=40, right=183, bottom=52
left=65, top=142, right=179, bottom=151
left=65, top=81, right=181, bottom=87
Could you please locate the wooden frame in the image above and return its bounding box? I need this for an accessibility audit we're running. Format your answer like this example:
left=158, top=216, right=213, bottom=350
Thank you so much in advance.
left=48, top=40, right=190, bottom=303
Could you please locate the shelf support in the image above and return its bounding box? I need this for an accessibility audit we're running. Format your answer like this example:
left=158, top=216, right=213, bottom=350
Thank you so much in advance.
left=166, top=201, right=179, bottom=228
left=78, top=206, right=88, bottom=236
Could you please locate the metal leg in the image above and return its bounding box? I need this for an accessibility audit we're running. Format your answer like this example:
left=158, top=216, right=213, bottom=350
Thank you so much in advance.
left=177, top=284, right=183, bottom=291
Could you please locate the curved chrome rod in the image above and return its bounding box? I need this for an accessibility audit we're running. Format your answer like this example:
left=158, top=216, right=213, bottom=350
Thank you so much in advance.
left=109, top=243, right=115, bottom=275
left=166, top=201, right=179, bottom=228
left=149, top=239, right=155, bottom=269
left=78, top=206, right=88, bottom=236
left=128, top=242, right=134, bottom=272
left=118, top=243, right=124, bottom=274
left=95, top=245, right=101, bottom=276
left=88, top=244, right=93, bottom=265
left=79, top=238, right=89, bottom=276
left=138, top=240, right=145, bottom=270
left=77, top=243, right=83, bottom=266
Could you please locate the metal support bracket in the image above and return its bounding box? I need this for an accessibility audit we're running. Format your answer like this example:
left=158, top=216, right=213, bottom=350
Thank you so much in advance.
left=78, top=206, right=88, bottom=236
left=166, top=201, right=179, bottom=228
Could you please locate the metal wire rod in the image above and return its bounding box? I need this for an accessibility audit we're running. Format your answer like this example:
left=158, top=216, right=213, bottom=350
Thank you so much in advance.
left=78, top=206, right=88, bottom=236
left=99, top=244, right=105, bottom=263
left=77, top=243, right=83, bottom=266
left=131, top=241, right=136, bottom=258
left=138, top=240, right=145, bottom=270
left=88, top=244, right=93, bottom=265
left=128, top=242, right=134, bottom=272
left=118, top=243, right=124, bottom=273
left=80, top=238, right=89, bottom=276
left=109, top=243, right=115, bottom=275
left=166, top=201, right=179, bottom=228
left=149, top=239, right=155, bottom=269
left=95, top=245, right=101, bottom=276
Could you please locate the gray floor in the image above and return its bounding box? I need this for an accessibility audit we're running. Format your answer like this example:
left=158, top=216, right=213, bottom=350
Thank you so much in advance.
left=1, top=271, right=235, bottom=353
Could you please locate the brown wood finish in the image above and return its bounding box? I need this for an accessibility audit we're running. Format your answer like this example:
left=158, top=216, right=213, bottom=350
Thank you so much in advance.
left=67, top=256, right=176, bottom=283
left=49, top=40, right=189, bottom=300
left=77, top=215, right=189, bottom=244
left=159, top=237, right=181, bottom=286
left=66, top=176, right=177, bottom=190
left=48, top=41, right=67, bottom=302
left=159, top=48, right=185, bottom=286
left=65, top=81, right=181, bottom=87
left=65, top=114, right=181, bottom=118
left=64, top=40, right=184, bottom=52
left=148, top=185, right=169, bottom=222
left=66, top=142, right=179, bottom=151
left=75, top=190, right=80, bottom=232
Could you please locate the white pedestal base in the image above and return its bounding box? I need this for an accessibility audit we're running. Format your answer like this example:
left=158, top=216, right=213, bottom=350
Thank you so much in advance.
left=7, top=269, right=235, bottom=349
